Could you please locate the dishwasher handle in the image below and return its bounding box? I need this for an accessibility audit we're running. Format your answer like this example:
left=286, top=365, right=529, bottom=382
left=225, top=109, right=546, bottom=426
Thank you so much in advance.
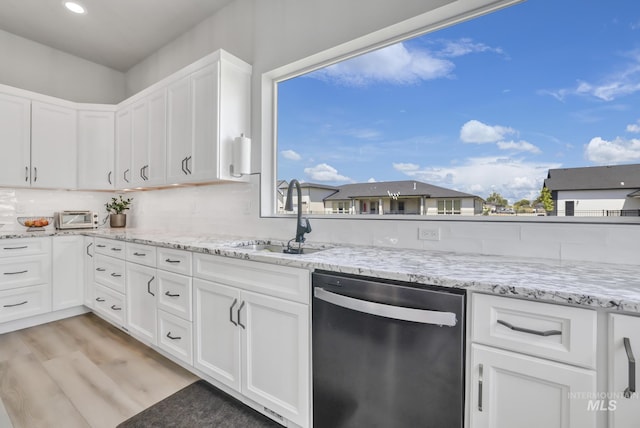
left=314, top=287, right=457, bottom=327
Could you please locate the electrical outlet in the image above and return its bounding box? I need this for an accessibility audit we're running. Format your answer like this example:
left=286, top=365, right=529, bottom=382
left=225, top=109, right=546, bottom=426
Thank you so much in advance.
left=418, top=227, right=440, bottom=241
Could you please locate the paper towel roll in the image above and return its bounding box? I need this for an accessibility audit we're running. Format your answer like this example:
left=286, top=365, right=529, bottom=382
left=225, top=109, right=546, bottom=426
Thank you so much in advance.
left=232, top=134, right=251, bottom=176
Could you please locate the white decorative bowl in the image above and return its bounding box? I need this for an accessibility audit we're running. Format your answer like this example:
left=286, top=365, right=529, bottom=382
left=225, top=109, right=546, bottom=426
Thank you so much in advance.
left=17, top=216, right=53, bottom=231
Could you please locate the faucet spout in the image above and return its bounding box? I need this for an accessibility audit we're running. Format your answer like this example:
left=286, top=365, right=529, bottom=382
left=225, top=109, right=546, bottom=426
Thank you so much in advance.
left=285, top=179, right=312, bottom=243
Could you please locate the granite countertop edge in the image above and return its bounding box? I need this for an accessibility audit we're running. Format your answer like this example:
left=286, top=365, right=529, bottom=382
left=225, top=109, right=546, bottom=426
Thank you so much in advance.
left=2, top=228, right=639, bottom=314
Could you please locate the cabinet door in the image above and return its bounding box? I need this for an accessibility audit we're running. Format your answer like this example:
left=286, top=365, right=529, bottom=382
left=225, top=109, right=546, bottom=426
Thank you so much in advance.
left=31, top=101, right=77, bottom=189
left=0, top=92, right=30, bottom=187
left=470, top=344, right=596, bottom=428
left=190, top=64, right=219, bottom=182
left=84, top=237, right=94, bottom=308
left=52, top=236, right=84, bottom=310
left=77, top=110, right=115, bottom=190
left=115, top=107, right=132, bottom=188
left=146, top=89, right=167, bottom=186
left=193, top=278, right=241, bottom=391
left=241, top=290, right=310, bottom=427
left=126, top=263, right=157, bottom=345
left=131, top=99, right=148, bottom=187
left=166, top=77, right=192, bottom=184
left=609, top=314, right=640, bottom=428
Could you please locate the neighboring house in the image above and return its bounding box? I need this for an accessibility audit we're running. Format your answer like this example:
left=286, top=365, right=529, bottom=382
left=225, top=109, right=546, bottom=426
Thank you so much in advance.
left=279, top=181, right=338, bottom=214
left=323, top=180, right=484, bottom=216
left=543, top=164, right=640, bottom=216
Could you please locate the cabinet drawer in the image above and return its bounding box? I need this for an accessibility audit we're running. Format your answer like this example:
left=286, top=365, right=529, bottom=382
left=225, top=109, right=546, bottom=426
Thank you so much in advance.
left=157, top=248, right=192, bottom=275
left=0, top=238, right=50, bottom=257
left=157, top=270, right=192, bottom=321
left=93, top=283, right=126, bottom=326
left=0, top=284, right=52, bottom=323
left=94, top=238, right=125, bottom=259
left=193, top=254, right=310, bottom=304
left=94, top=254, right=126, bottom=293
left=157, top=310, right=192, bottom=365
left=471, top=293, right=597, bottom=368
left=0, top=255, right=50, bottom=291
left=126, top=242, right=157, bottom=267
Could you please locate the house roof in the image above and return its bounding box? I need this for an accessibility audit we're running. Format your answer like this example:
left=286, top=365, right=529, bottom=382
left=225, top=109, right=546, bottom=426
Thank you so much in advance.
left=544, top=164, right=640, bottom=191
left=324, top=180, right=479, bottom=201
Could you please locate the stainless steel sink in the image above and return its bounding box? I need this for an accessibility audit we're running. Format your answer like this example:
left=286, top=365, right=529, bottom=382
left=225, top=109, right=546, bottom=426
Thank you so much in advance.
left=235, top=243, right=328, bottom=255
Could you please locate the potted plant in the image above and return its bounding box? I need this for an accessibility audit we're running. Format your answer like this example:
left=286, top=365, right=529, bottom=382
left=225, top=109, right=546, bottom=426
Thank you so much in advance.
left=106, top=195, right=133, bottom=228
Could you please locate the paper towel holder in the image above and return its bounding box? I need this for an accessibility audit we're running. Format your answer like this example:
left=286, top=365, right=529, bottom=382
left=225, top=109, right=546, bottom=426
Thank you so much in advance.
left=230, top=133, right=251, bottom=177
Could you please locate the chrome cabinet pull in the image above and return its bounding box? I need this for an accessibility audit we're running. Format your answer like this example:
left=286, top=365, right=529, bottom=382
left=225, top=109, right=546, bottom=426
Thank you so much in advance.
left=229, top=298, right=238, bottom=326
left=3, top=300, right=28, bottom=308
left=124, top=169, right=130, bottom=183
left=140, top=166, right=145, bottom=180
left=3, top=270, right=27, bottom=275
left=237, top=301, right=246, bottom=329
left=3, top=246, right=27, bottom=250
left=624, top=337, right=636, bottom=398
left=96, top=244, right=106, bottom=248
left=164, top=291, right=180, bottom=297
left=110, top=272, right=122, bottom=277
left=181, top=157, right=187, bottom=175
left=25, top=166, right=29, bottom=182
left=95, top=297, right=105, bottom=302
left=166, top=332, right=181, bottom=340
left=133, top=252, right=146, bottom=256
left=165, top=258, right=180, bottom=264
left=96, top=267, right=106, bottom=272
left=33, top=167, right=37, bottom=182
left=108, top=171, right=112, bottom=184
left=147, top=276, right=155, bottom=296
left=143, top=165, right=149, bottom=180
left=111, top=247, right=122, bottom=252
left=110, top=305, right=122, bottom=311
left=496, top=319, right=561, bottom=337
left=86, top=242, right=93, bottom=257
left=478, top=364, right=483, bottom=412
left=185, top=156, right=192, bottom=174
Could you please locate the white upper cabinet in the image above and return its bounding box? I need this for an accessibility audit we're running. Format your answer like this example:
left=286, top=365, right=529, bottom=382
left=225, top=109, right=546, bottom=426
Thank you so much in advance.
left=131, top=88, right=167, bottom=187
left=166, top=52, right=251, bottom=184
left=77, top=109, right=115, bottom=190
left=31, top=101, right=77, bottom=189
left=115, top=107, right=133, bottom=188
left=0, top=92, right=31, bottom=187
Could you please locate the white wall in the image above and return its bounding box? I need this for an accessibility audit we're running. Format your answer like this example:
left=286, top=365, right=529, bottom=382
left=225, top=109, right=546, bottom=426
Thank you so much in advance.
left=557, top=189, right=640, bottom=215
left=0, top=29, right=125, bottom=103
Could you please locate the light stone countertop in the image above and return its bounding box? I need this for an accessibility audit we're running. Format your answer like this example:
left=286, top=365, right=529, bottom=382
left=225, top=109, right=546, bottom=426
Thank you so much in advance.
left=2, top=227, right=639, bottom=314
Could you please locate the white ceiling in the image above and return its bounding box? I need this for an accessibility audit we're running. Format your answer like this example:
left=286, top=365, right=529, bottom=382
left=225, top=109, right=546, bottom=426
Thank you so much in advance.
left=0, top=0, right=235, bottom=72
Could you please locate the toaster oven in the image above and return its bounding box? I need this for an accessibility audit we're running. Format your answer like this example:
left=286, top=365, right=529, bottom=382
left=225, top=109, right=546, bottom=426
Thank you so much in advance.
left=54, top=211, right=99, bottom=229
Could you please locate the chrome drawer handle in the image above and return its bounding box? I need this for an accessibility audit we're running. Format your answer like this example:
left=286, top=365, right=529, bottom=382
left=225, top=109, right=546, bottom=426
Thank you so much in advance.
left=164, top=291, right=180, bottom=298
left=164, top=258, right=180, bottom=264
left=4, top=270, right=27, bottom=275
left=3, top=246, right=27, bottom=250
left=110, top=305, right=122, bottom=311
left=624, top=337, right=636, bottom=398
left=496, top=319, right=561, bottom=337
left=237, top=301, right=246, bottom=329
left=147, top=276, right=155, bottom=296
left=166, top=332, right=181, bottom=340
left=86, top=242, right=93, bottom=257
left=4, top=300, right=28, bottom=308
left=96, top=244, right=106, bottom=248
left=96, top=268, right=106, bottom=272
left=133, top=252, right=146, bottom=256
left=229, top=298, right=238, bottom=326
left=95, top=297, right=106, bottom=302
left=111, top=247, right=122, bottom=252
left=110, top=273, right=122, bottom=277
left=478, top=363, right=483, bottom=412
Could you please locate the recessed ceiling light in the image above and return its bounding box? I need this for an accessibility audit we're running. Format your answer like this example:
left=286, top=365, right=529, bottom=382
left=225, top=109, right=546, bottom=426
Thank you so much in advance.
left=63, top=1, right=86, bottom=14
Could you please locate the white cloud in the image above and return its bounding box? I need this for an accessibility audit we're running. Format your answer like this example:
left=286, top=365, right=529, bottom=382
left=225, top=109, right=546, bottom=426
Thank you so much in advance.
left=584, top=136, right=640, bottom=164
left=281, top=149, right=301, bottom=161
left=367, top=177, right=377, bottom=183
left=460, top=120, right=516, bottom=143
left=392, top=157, right=560, bottom=203
left=392, top=162, right=420, bottom=172
left=627, top=120, right=640, bottom=133
left=309, top=43, right=454, bottom=87
left=437, top=38, right=506, bottom=58
left=304, top=163, right=351, bottom=182
left=496, top=140, right=542, bottom=154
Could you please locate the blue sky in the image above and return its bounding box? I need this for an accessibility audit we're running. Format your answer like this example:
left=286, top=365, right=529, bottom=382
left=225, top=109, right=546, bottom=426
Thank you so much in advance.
left=277, top=0, right=640, bottom=204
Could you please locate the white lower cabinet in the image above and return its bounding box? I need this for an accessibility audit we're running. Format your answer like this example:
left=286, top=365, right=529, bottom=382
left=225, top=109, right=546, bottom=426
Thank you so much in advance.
left=93, top=283, right=126, bottom=326
left=52, top=236, right=84, bottom=310
left=609, top=314, right=640, bottom=428
left=83, top=237, right=95, bottom=308
left=194, top=277, right=309, bottom=427
left=470, top=344, right=596, bottom=428
left=158, top=309, right=193, bottom=365
left=126, top=262, right=157, bottom=345
left=0, top=284, right=51, bottom=323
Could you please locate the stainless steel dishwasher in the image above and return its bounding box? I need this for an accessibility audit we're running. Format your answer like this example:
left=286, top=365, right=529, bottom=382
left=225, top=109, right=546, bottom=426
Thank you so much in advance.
left=312, top=270, right=466, bottom=428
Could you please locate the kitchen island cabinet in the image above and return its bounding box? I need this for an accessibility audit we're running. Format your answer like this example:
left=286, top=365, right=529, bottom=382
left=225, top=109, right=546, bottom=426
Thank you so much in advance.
left=609, top=314, right=640, bottom=428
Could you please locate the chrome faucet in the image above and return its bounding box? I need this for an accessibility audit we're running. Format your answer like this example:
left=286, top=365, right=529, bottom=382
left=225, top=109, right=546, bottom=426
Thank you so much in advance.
left=285, top=179, right=312, bottom=246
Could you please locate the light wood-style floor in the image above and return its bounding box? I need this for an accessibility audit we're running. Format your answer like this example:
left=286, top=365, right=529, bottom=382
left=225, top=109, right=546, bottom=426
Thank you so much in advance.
left=0, top=313, right=198, bottom=428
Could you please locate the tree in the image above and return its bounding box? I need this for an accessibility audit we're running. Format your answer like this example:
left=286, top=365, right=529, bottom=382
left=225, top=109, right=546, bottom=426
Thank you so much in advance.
left=535, top=187, right=554, bottom=212
left=513, top=199, right=531, bottom=213
left=485, top=191, right=508, bottom=207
